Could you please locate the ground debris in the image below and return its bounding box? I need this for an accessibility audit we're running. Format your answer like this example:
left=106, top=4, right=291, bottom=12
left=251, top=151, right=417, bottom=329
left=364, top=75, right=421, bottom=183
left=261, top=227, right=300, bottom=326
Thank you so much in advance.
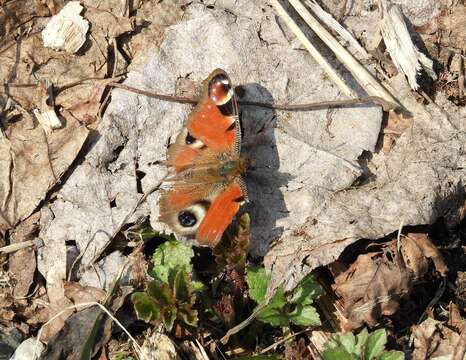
left=330, top=232, right=447, bottom=330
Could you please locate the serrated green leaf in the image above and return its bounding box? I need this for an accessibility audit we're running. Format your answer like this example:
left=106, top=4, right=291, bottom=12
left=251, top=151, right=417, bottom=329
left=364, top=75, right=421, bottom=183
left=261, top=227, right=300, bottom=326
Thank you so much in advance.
left=146, top=280, right=174, bottom=306
left=162, top=306, right=177, bottom=331
left=256, top=286, right=288, bottom=326
left=152, top=241, right=194, bottom=283
left=289, top=305, right=321, bottom=326
left=290, top=275, right=322, bottom=305
left=322, top=347, right=356, bottom=360
left=324, top=332, right=356, bottom=355
left=365, top=329, right=387, bottom=359
left=380, top=351, right=405, bottom=360
left=256, top=307, right=289, bottom=326
left=246, top=266, right=270, bottom=304
left=173, top=269, right=190, bottom=302
left=131, top=292, right=161, bottom=323
left=355, top=328, right=369, bottom=356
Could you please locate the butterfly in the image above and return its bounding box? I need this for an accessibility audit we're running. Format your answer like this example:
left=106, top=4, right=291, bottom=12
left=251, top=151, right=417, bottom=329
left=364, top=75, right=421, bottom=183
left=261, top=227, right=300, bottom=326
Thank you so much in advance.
left=159, top=69, right=250, bottom=247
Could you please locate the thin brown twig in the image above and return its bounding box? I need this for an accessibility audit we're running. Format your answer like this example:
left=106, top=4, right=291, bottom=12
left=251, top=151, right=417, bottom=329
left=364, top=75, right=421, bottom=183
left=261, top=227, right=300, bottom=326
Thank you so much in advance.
left=108, top=82, right=400, bottom=112
left=259, top=328, right=314, bottom=355
left=220, top=303, right=267, bottom=344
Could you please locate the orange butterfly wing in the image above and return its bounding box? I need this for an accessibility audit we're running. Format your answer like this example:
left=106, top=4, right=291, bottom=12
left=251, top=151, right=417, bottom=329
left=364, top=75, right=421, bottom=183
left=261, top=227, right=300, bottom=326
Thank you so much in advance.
left=196, top=182, right=243, bottom=246
left=159, top=69, right=246, bottom=247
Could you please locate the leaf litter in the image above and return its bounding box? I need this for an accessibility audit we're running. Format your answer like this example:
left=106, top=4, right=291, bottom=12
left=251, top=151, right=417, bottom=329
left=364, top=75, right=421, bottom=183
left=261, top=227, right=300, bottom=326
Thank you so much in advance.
left=0, top=0, right=465, bottom=359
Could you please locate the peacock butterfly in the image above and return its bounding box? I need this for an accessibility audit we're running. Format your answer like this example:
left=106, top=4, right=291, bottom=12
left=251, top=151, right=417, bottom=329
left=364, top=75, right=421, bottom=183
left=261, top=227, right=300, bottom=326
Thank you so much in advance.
left=159, top=69, right=250, bottom=247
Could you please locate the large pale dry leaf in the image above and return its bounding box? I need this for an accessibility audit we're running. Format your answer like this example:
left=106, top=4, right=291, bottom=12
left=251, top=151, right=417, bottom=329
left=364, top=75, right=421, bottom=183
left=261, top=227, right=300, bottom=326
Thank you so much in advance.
left=0, top=115, right=89, bottom=233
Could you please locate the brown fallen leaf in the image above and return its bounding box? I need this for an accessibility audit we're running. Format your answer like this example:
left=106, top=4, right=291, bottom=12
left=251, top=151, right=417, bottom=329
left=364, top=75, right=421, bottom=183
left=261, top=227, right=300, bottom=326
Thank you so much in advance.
left=382, top=110, right=413, bottom=154
left=0, top=113, right=89, bottom=233
left=402, top=233, right=448, bottom=277
left=8, top=212, right=40, bottom=298
left=64, top=281, right=106, bottom=304
left=332, top=233, right=447, bottom=329
left=412, top=316, right=465, bottom=360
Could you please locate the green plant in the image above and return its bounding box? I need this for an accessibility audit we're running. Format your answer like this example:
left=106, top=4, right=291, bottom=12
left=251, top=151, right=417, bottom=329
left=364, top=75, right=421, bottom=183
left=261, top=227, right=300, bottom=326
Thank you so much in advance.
left=246, top=266, right=322, bottom=327
left=323, top=328, right=405, bottom=360
left=132, top=240, right=203, bottom=331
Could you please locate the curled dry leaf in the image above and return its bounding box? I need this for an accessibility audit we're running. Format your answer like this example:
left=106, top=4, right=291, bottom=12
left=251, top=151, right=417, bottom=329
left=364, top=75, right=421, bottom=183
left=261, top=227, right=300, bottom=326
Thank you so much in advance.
left=401, top=233, right=448, bottom=277
left=332, top=233, right=447, bottom=329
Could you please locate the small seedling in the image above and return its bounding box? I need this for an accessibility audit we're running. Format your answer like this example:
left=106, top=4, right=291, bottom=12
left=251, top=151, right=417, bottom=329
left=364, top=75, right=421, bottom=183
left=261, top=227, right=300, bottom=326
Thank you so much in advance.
left=132, top=241, right=203, bottom=331
left=246, top=266, right=322, bottom=327
left=323, top=328, right=405, bottom=360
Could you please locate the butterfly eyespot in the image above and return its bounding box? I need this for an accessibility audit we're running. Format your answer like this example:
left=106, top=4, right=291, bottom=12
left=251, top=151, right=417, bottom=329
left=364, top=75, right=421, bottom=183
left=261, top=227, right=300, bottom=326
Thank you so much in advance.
left=175, top=202, right=209, bottom=231
left=208, top=74, right=233, bottom=105
left=185, top=132, right=196, bottom=144
left=185, top=131, right=205, bottom=149
left=178, top=211, right=197, bottom=227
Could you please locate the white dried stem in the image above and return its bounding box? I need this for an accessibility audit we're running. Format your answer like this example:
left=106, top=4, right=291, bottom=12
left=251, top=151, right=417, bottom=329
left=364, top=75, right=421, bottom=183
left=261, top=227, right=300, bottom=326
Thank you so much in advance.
left=270, top=0, right=356, bottom=98
left=286, top=0, right=398, bottom=104
left=305, top=0, right=370, bottom=60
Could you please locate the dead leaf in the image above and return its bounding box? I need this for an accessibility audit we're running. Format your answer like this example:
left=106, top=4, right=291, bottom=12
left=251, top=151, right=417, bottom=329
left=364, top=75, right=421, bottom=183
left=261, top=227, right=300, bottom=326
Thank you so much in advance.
left=402, top=233, right=448, bottom=277
left=140, top=331, right=181, bottom=360
left=8, top=212, right=40, bottom=298
left=332, top=242, right=411, bottom=329
left=332, top=232, right=447, bottom=329
left=0, top=114, right=88, bottom=233
left=412, top=316, right=465, bottom=360
left=64, top=282, right=106, bottom=304
left=439, top=6, right=466, bottom=52
left=284, top=337, right=312, bottom=360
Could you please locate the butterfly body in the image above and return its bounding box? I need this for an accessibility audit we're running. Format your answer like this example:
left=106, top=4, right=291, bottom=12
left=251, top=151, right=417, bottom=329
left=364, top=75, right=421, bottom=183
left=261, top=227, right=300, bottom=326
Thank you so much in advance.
left=159, top=69, right=249, bottom=247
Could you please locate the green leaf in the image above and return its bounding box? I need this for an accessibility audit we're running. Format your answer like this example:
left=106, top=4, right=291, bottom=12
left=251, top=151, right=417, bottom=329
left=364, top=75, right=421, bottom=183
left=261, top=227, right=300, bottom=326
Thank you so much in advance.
left=290, top=275, right=322, bottom=305
left=173, top=269, right=190, bottom=302
left=256, top=307, right=289, bottom=326
left=191, top=280, right=205, bottom=293
left=324, top=332, right=356, bottom=354
left=131, top=292, right=161, bottom=323
left=256, top=286, right=288, bottom=326
left=289, top=305, right=321, bottom=326
left=380, top=351, right=405, bottom=360
left=355, top=328, right=369, bottom=356
left=162, top=305, right=177, bottom=331
left=146, top=281, right=174, bottom=306
left=246, top=266, right=270, bottom=304
left=322, top=347, right=356, bottom=360
left=152, top=241, right=194, bottom=283
left=364, top=329, right=387, bottom=359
